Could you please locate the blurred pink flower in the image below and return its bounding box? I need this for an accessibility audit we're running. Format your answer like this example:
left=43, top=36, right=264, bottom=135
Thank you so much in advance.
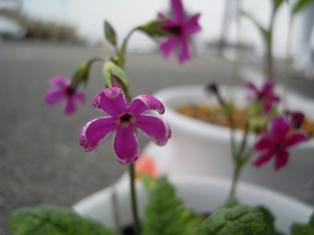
left=247, top=80, right=280, bottom=113
left=158, top=0, right=201, bottom=64
left=253, top=116, right=308, bottom=170
left=45, top=77, right=85, bottom=115
left=80, top=87, right=171, bottom=164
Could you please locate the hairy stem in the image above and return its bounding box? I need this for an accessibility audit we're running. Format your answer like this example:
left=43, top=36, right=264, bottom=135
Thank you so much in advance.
left=229, top=163, right=241, bottom=200
left=129, top=163, right=141, bottom=235
left=118, top=27, right=138, bottom=67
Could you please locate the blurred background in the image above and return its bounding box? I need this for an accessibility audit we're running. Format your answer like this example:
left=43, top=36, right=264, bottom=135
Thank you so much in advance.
left=0, top=0, right=313, bottom=234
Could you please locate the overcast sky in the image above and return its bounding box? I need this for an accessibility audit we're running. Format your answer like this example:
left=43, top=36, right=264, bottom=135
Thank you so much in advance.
left=4, top=0, right=312, bottom=55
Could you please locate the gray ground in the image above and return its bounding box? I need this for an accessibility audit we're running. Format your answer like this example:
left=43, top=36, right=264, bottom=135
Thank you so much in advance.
left=0, top=41, right=313, bottom=234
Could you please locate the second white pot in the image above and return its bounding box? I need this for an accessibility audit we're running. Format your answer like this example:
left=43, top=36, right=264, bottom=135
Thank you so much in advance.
left=153, top=85, right=314, bottom=200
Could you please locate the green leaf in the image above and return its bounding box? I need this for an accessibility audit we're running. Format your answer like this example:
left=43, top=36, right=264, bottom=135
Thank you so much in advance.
left=104, top=21, right=117, bottom=47
left=291, top=213, right=314, bottom=235
left=9, top=205, right=118, bottom=235
left=197, top=204, right=275, bottom=235
left=138, top=19, right=169, bottom=37
left=292, top=0, right=314, bottom=16
left=240, top=9, right=270, bottom=45
left=140, top=175, right=203, bottom=235
left=103, top=60, right=129, bottom=93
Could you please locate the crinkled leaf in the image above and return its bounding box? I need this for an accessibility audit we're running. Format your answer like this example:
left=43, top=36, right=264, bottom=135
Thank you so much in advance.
left=197, top=204, right=275, bottom=235
left=291, top=212, right=314, bottom=235
left=292, top=0, right=314, bottom=16
left=103, top=60, right=128, bottom=93
left=104, top=21, right=117, bottom=47
left=138, top=19, right=169, bottom=37
left=9, top=205, right=118, bottom=235
left=140, top=174, right=203, bottom=235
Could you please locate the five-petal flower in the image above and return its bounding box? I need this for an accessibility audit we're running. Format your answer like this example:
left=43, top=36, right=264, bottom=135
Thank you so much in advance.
left=253, top=116, right=308, bottom=170
left=247, top=80, right=280, bottom=113
left=45, top=77, right=85, bottom=115
left=158, top=0, right=201, bottom=64
left=80, top=87, right=171, bottom=164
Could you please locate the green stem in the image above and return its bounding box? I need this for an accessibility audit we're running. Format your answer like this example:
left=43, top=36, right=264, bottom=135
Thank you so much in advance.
left=265, top=10, right=275, bottom=81
left=128, top=163, right=141, bottom=235
left=229, top=163, right=241, bottom=200
left=118, top=27, right=138, bottom=67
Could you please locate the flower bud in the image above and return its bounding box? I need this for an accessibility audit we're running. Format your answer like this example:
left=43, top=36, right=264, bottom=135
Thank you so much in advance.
left=104, top=20, right=117, bottom=47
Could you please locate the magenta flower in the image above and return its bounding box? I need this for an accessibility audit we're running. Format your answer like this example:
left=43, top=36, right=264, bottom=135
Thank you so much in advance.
left=45, top=77, right=85, bottom=115
left=253, top=116, right=308, bottom=170
left=247, top=80, right=280, bottom=113
left=158, top=0, right=201, bottom=64
left=80, top=87, right=171, bottom=164
left=284, top=110, right=305, bottom=129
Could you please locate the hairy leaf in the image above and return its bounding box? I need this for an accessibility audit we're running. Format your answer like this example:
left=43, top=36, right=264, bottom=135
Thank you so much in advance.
left=9, top=205, right=118, bottom=235
left=291, top=213, right=314, bottom=235
left=140, top=174, right=203, bottom=235
left=197, top=204, right=275, bottom=235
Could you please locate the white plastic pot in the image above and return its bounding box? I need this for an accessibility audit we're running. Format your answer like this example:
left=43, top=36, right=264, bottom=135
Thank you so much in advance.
left=73, top=176, right=313, bottom=234
left=153, top=85, right=314, bottom=200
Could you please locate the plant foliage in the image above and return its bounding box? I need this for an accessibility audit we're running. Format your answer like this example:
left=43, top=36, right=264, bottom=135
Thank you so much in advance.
left=9, top=205, right=118, bottom=235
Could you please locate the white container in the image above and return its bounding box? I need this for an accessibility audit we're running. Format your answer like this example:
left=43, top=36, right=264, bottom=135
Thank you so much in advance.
left=73, top=176, right=313, bottom=235
left=153, top=85, right=314, bottom=200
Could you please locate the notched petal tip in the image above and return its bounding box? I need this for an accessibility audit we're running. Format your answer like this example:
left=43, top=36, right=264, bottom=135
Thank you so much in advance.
left=129, top=94, right=165, bottom=115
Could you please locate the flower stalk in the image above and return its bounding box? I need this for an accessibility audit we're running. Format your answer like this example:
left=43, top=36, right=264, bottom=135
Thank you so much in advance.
left=129, top=163, right=141, bottom=235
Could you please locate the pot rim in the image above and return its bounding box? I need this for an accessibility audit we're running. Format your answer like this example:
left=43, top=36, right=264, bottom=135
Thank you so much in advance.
left=154, top=84, right=314, bottom=149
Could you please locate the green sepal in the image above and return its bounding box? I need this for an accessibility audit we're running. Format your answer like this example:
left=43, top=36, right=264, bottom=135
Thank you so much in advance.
left=291, top=212, right=314, bottom=235
left=9, top=205, right=118, bottom=235
left=197, top=204, right=275, bottom=235
left=139, top=174, right=203, bottom=235
left=103, top=60, right=129, bottom=94
left=71, top=63, right=90, bottom=88
left=138, top=19, right=169, bottom=37
left=104, top=21, right=117, bottom=47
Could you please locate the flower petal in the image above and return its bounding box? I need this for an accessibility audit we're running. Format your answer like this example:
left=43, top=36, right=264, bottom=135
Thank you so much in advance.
left=49, top=76, right=67, bottom=88
left=171, top=0, right=185, bottom=22
left=178, top=38, right=191, bottom=64
left=253, top=134, right=274, bottom=151
left=80, top=117, right=116, bottom=151
left=252, top=151, right=273, bottom=167
left=64, top=97, right=76, bottom=115
left=269, top=116, right=290, bottom=141
left=136, top=114, right=171, bottom=146
left=284, top=131, right=308, bottom=147
left=274, top=150, right=289, bottom=171
left=128, top=94, right=165, bottom=115
left=113, top=127, right=139, bottom=164
left=185, top=13, right=201, bottom=34
left=74, top=90, right=85, bottom=103
left=92, top=87, right=127, bottom=116
left=159, top=36, right=179, bottom=58
left=45, top=89, right=64, bottom=105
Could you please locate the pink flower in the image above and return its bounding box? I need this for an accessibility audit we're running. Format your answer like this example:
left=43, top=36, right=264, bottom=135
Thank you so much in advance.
left=158, top=0, right=201, bottom=64
left=247, top=80, right=280, bottom=113
left=45, top=77, right=85, bottom=115
left=253, top=116, right=308, bottom=170
left=80, top=87, right=171, bottom=164
left=284, top=110, right=305, bottom=129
